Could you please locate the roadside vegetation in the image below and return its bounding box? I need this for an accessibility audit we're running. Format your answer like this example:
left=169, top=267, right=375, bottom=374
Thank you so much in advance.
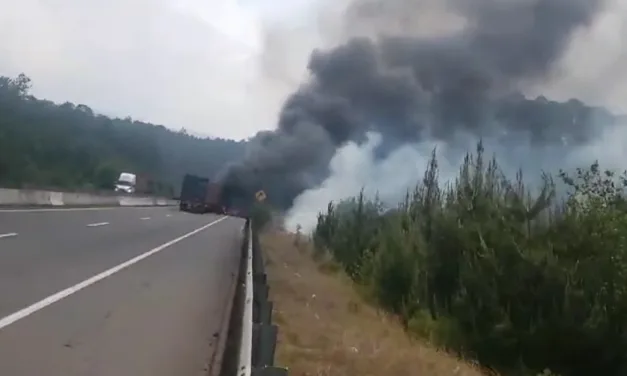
left=262, top=230, right=487, bottom=376
left=313, top=142, right=627, bottom=376
left=0, top=73, right=246, bottom=193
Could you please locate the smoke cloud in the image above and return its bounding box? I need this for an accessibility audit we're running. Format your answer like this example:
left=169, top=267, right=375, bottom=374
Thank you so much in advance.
left=220, top=0, right=615, bottom=221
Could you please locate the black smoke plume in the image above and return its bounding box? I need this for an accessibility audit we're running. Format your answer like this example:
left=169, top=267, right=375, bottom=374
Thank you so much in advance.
left=219, top=0, right=610, bottom=210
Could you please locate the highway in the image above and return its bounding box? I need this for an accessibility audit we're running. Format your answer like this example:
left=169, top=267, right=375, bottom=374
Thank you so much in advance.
left=0, top=206, right=244, bottom=376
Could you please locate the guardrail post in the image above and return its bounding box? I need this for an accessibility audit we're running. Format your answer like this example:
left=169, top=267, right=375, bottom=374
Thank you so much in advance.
left=254, top=284, right=269, bottom=309
left=252, top=323, right=278, bottom=367
left=258, top=301, right=273, bottom=325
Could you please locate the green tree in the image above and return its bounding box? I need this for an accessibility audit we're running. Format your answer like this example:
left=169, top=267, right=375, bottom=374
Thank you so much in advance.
left=314, top=143, right=627, bottom=376
left=0, top=73, right=247, bottom=192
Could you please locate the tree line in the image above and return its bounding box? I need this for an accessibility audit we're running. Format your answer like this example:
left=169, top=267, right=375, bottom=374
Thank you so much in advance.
left=313, top=142, right=627, bottom=376
left=0, top=73, right=247, bottom=195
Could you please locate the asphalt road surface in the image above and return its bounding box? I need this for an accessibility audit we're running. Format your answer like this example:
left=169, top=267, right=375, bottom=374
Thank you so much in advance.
left=0, top=206, right=244, bottom=376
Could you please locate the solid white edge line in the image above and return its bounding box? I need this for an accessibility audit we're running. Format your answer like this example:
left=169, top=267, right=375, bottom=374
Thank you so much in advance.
left=237, top=221, right=254, bottom=376
left=0, top=216, right=227, bottom=331
left=0, top=233, right=18, bottom=239
left=86, top=222, right=109, bottom=227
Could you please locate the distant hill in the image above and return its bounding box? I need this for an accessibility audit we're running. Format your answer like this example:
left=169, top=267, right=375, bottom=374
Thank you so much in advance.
left=1, top=72, right=622, bottom=202
left=0, top=73, right=248, bottom=195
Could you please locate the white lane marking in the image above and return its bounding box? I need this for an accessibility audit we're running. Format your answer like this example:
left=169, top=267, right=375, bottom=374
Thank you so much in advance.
left=0, top=216, right=227, bottom=331
left=166, top=214, right=172, bottom=217
left=0, top=233, right=18, bottom=239
left=140, top=217, right=151, bottom=220
left=86, top=222, right=109, bottom=227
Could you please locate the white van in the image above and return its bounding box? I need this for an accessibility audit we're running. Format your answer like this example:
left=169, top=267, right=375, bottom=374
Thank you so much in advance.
left=114, top=172, right=137, bottom=194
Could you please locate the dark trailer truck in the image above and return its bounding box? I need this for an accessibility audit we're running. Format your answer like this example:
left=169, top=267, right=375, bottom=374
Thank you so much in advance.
left=178, top=173, right=255, bottom=217
left=205, top=182, right=226, bottom=215
left=203, top=182, right=247, bottom=216
left=204, top=181, right=250, bottom=217
left=217, top=180, right=254, bottom=218
left=179, top=174, right=210, bottom=213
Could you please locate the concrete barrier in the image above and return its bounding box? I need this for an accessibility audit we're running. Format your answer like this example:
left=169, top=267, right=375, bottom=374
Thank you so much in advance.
left=118, top=196, right=155, bottom=207
left=0, top=188, right=177, bottom=208
left=61, top=192, right=119, bottom=206
left=50, top=192, right=64, bottom=206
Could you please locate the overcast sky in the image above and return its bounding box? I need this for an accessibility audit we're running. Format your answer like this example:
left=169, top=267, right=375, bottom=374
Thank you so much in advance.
left=1, top=0, right=627, bottom=141
left=0, top=0, right=317, bottom=140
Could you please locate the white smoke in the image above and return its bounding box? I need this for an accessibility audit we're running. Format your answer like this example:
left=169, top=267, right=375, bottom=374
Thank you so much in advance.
left=286, top=118, right=627, bottom=234
left=285, top=132, right=464, bottom=233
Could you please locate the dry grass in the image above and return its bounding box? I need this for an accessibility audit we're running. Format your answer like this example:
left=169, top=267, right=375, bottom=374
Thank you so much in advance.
left=261, top=230, right=490, bottom=376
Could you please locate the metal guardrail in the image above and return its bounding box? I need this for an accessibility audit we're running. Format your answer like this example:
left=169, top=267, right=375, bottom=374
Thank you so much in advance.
left=236, top=219, right=288, bottom=376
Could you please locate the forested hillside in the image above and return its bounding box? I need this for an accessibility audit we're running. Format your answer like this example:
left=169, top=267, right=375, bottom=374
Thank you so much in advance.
left=0, top=73, right=247, bottom=195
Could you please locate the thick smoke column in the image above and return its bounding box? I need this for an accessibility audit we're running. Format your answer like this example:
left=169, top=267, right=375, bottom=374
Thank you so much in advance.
left=220, top=0, right=605, bottom=209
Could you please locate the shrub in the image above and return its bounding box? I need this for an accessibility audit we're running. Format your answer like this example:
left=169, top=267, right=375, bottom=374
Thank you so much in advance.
left=313, top=142, right=627, bottom=376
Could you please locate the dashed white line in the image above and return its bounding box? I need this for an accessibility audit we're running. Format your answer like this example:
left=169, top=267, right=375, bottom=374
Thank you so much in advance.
left=86, top=222, right=109, bottom=227
left=0, top=216, right=228, bottom=331
left=0, top=233, right=17, bottom=239
left=140, top=217, right=151, bottom=220
left=166, top=214, right=172, bottom=217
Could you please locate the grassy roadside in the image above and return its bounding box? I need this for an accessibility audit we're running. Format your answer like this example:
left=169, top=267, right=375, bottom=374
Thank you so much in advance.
left=261, top=230, right=489, bottom=376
